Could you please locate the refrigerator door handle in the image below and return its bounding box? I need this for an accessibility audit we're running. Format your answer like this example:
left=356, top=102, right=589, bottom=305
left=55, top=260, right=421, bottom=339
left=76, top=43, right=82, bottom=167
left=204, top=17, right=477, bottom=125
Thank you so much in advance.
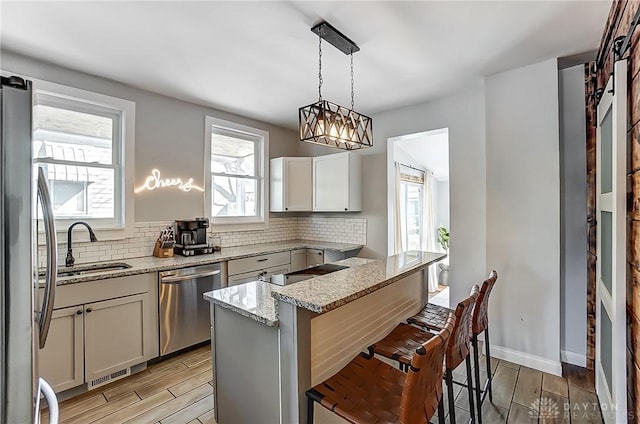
left=35, top=378, right=59, bottom=424
left=37, top=167, right=57, bottom=349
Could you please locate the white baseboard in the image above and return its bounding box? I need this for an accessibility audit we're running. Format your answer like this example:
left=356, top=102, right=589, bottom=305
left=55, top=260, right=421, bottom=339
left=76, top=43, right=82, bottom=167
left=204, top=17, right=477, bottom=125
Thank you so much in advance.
left=487, top=343, right=563, bottom=376
left=561, top=350, right=587, bottom=367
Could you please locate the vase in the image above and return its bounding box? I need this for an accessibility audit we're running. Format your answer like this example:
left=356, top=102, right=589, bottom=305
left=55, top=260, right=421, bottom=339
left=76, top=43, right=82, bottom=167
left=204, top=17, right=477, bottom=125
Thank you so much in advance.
left=438, top=263, right=449, bottom=286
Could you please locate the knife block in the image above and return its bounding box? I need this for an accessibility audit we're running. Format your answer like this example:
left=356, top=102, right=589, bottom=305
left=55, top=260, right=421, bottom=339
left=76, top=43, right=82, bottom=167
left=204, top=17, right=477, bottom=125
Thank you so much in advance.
left=153, top=239, right=174, bottom=258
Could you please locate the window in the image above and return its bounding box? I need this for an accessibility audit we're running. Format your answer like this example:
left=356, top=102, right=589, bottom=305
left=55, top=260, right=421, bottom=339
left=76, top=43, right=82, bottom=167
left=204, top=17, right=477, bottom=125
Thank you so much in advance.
left=205, top=116, right=269, bottom=230
left=399, top=181, right=423, bottom=251
left=32, top=80, right=135, bottom=238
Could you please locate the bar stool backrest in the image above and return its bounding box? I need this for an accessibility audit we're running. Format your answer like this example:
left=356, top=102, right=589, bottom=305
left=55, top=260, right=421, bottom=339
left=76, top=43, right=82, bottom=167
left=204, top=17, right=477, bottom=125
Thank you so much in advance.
left=472, top=270, right=498, bottom=335
left=399, top=313, right=456, bottom=424
left=446, top=284, right=480, bottom=370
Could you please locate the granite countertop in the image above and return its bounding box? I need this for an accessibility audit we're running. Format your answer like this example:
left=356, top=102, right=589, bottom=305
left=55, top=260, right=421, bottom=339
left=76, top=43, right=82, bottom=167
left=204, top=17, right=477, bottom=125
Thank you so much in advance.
left=48, top=240, right=362, bottom=285
left=204, top=281, right=280, bottom=326
left=272, top=251, right=446, bottom=313
left=204, top=252, right=445, bottom=325
left=203, top=256, right=377, bottom=327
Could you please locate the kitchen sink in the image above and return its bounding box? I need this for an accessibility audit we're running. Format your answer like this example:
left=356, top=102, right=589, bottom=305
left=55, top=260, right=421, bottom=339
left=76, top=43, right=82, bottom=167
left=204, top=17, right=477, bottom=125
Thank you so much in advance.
left=39, top=262, right=132, bottom=278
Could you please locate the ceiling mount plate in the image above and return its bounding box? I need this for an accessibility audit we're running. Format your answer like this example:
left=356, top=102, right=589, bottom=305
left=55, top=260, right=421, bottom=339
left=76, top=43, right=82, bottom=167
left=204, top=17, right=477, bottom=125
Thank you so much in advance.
left=311, top=21, right=360, bottom=55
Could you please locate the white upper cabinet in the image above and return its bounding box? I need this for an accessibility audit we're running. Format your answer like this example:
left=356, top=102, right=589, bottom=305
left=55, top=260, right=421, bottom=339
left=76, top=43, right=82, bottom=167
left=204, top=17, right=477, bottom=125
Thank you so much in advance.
left=313, top=152, right=361, bottom=212
left=270, top=157, right=312, bottom=212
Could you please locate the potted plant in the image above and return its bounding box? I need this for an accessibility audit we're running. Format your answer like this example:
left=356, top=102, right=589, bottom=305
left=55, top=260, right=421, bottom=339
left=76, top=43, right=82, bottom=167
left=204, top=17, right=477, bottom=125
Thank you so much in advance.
left=437, top=227, right=449, bottom=251
left=437, top=226, right=450, bottom=286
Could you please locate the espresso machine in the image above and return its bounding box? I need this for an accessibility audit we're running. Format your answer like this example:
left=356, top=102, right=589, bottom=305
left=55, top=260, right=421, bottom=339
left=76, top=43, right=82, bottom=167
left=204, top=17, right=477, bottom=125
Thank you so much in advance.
left=173, top=217, right=218, bottom=256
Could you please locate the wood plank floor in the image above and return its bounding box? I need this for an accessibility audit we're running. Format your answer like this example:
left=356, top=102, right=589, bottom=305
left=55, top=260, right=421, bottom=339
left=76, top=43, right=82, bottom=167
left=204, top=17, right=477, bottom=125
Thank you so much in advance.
left=430, top=357, right=604, bottom=424
left=41, top=345, right=214, bottom=424
left=42, top=344, right=603, bottom=424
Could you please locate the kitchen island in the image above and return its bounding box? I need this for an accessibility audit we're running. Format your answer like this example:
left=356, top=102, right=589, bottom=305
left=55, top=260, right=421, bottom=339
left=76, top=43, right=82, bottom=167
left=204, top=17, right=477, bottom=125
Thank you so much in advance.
left=204, top=251, right=446, bottom=424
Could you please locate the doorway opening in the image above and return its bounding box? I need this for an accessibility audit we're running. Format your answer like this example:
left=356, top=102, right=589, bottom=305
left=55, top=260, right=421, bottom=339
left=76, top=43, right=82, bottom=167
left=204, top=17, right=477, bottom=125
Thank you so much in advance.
left=387, top=128, right=450, bottom=306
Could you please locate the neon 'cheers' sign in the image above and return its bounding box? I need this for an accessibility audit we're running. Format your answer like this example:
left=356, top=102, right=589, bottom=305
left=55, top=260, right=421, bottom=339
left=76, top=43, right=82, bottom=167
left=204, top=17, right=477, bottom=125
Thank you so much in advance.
left=134, top=169, right=205, bottom=194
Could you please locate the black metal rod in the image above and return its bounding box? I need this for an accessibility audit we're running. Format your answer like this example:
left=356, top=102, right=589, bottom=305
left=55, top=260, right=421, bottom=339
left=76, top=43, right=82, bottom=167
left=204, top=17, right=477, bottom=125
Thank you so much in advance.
left=484, top=328, right=493, bottom=402
left=472, top=334, right=483, bottom=424
left=466, top=355, right=477, bottom=424
left=446, top=369, right=456, bottom=424
left=398, top=162, right=426, bottom=173
left=307, top=396, right=314, bottom=424
left=618, top=6, right=640, bottom=59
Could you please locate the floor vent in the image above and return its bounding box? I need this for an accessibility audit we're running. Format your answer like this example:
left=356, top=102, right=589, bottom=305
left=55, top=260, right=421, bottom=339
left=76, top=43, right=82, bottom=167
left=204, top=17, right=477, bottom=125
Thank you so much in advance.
left=87, top=368, right=131, bottom=390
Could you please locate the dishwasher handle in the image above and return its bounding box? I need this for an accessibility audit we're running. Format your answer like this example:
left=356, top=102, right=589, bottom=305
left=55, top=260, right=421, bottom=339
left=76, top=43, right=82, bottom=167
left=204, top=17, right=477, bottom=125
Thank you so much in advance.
left=161, top=269, right=220, bottom=284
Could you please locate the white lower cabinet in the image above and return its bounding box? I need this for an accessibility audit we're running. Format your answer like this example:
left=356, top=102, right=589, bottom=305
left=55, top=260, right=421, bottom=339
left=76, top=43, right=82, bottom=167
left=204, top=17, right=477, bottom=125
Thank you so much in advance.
left=84, top=293, right=151, bottom=381
left=306, top=249, right=325, bottom=267
left=38, top=273, right=158, bottom=393
left=38, top=306, right=84, bottom=392
left=290, top=249, right=307, bottom=272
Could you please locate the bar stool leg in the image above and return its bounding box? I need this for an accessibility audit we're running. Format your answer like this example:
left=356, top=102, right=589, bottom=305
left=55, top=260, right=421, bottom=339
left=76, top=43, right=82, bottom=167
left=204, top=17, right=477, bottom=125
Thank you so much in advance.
left=437, top=397, right=446, bottom=424
left=472, top=334, right=483, bottom=424
left=484, top=328, right=493, bottom=402
left=445, top=369, right=456, bottom=424
left=307, top=396, right=314, bottom=424
left=465, top=354, right=476, bottom=424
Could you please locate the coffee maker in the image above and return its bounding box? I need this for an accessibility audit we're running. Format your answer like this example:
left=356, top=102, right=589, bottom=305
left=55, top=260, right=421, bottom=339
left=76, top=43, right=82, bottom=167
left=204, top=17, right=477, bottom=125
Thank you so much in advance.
left=173, top=217, right=217, bottom=256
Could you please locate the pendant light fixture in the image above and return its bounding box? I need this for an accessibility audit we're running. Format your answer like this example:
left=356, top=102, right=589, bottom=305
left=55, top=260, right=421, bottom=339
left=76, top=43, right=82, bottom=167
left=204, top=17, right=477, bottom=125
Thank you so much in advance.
left=299, top=21, right=373, bottom=150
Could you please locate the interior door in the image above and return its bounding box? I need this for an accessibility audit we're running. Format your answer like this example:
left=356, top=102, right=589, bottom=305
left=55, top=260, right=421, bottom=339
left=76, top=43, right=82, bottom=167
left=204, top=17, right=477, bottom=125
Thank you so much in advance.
left=595, top=59, right=627, bottom=423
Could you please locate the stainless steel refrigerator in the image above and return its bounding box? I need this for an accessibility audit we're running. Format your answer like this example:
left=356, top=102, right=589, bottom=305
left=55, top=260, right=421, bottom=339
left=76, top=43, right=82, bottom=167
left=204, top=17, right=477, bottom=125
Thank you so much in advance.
left=1, top=75, right=59, bottom=423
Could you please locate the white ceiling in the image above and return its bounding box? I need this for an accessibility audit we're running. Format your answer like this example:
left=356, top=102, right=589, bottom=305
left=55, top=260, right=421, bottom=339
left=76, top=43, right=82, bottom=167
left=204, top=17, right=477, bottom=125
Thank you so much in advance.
left=396, top=129, right=449, bottom=181
left=1, top=1, right=611, bottom=129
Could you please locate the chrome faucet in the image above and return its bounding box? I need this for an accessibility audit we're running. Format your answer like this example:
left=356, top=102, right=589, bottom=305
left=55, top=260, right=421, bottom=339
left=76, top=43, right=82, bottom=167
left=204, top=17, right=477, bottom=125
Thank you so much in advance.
left=66, top=221, right=98, bottom=267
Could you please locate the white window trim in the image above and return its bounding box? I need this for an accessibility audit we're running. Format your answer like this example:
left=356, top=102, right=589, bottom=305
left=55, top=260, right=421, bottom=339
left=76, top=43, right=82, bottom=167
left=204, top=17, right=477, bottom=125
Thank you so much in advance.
left=204, top=116, right=269, bottom=232
left=31, top=78, right=135, bottom=243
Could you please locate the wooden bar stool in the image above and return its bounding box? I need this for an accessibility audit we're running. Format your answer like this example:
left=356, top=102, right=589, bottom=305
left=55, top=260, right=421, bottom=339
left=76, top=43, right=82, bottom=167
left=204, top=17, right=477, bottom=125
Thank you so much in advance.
left=471, top=270, right=498, bottom=422
left=369, top=286, right=480, bottom=424
left=306, top=314, right=455, bottom=424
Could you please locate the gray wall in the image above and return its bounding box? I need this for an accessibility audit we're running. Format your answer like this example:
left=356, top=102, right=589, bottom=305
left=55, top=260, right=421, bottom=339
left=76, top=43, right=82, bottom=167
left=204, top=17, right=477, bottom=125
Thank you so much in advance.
left=435, top=180, right=450, bottom=231
left=299, top=85, right=486, bottom=307
left=485, top=58, right=561, bottom=366
left=394, top=144, right=426, bottom=172
left=559, top=64, right=587, bottom=362
left=1, top=50, right=299, bottom=222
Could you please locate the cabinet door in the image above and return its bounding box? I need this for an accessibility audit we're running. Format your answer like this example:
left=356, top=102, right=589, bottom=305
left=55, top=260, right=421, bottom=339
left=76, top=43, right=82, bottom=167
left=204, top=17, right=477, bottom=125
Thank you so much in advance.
left=285, top=158, right=312, bottom=211
left=306, top=249, right=325, bottom=267
left=38, top=306, right=84, bottom=392
left=290, top=249, right=307, bottom=272
left=84, top=293, right=151, bottom=381
left=270, top=157, right=285, bottom=212
left=313, top=153, right=349, bottom=211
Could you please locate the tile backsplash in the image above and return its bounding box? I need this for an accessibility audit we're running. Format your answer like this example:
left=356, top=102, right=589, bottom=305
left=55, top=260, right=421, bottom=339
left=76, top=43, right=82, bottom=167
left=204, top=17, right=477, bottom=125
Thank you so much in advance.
left=39, top=217, right=367, bottom=267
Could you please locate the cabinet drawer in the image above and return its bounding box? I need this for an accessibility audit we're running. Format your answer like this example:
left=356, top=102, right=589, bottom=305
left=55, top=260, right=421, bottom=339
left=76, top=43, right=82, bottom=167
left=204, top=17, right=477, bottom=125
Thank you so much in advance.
left=43, top=273, right=155, bottom=310
left=227, top=264, right=291, bottom=287
left=228, top=251, right=291, bottom=276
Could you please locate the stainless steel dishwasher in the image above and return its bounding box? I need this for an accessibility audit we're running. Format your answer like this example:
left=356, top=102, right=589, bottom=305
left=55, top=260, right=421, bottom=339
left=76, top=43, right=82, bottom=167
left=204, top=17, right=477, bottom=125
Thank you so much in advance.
left=159, top=263, right=221, bottom=356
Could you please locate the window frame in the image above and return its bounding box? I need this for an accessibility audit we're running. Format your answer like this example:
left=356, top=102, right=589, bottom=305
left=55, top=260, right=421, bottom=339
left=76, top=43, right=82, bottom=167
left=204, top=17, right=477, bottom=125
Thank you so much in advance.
left=31, top=78, right=135, bottom=242
left=204, top=116, right=269, bottom=231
